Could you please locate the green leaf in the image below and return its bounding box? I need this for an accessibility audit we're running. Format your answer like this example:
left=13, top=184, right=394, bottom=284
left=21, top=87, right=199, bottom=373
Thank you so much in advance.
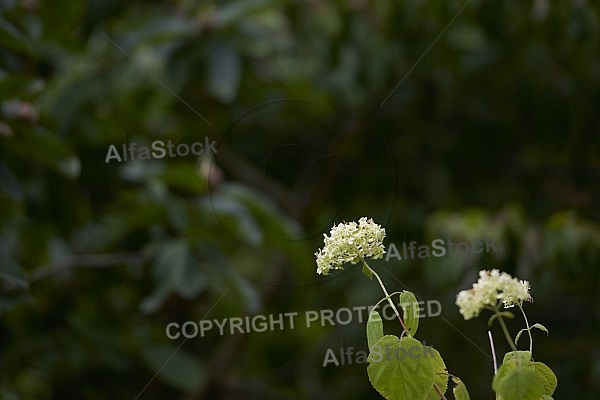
left=0, top=229, right=28, bottom=289
left=204, top=194, right=264, bottom=246
left=0, top=73, right=35, bottom=100
left=0, top=257, right=27, bottom=289
left=367, top=335, right=435, bottom=400
left=9, top=125, right=80, bottom=178
left=159, top=162, right=208, bottom=195
left=531, top=323, right=549, bottom=335
left=367, top=309, right=384, bottom=349
left=362, top=262, right=373, bottom=279
left=503, top=351, right=532, bottom=365
left=534, top=362, right=557, bottom=395
left=141, top=343, right=207, bottom=392
left=451, top=377, right=471, bottom=400
left=425, top=347, right=448, bottom=400
left=0, top=162, right=22, bottom=201
left=206, top=43, right=242, bottom=103
left=141, top=240, right=206, bottom=313
left=115, top=16, right=197, bottom=51
left=447, top=24, right=487, bottom=52
left=0, top=17, right=35, bottom=56
left=487, top=311, right=514, bottom=327
left=202, top=244, right=262, bottom=314
left=39, top=0, right=86, bottom=42
left=514, top=329, right=527, bottom=346
left=214, top=0, right=275, bottom=27
left=493, top=360, right=544, bottom=400
left=221, top=184, right=304, bottom=240
left=399, top=291, right=419, bottom=336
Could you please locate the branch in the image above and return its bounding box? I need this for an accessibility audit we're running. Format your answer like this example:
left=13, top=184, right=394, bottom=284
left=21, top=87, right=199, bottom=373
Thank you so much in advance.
left=433, top=382, right=447, bottom=400
left=30, top=252, right=145, bottom=282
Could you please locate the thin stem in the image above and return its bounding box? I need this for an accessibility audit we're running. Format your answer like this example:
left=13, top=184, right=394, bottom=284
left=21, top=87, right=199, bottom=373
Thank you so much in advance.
left=433, top=383, right=447, bottom=400
left=496, top=314, right=517, bottom=351
left=371, top=292, right=404, bottom=311
left=30, top=252, right=145, bottom=282
left=488, top=331, right=498, bottom=374
left=518, top=305, right=533, bottom=354
left=362, top=259, right=409, bottom=334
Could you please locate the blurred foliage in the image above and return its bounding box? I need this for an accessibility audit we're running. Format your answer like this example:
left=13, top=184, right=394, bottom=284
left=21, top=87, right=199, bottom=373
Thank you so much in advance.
left=1, top=0, right=600, bottom=399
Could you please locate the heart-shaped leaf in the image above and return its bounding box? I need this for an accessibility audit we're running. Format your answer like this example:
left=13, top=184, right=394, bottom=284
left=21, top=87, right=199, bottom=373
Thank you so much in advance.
left=493, top=360, right=544, bottom=400
left=425, top=346, right=449, bottom=400
left=534, top=361, right=557, bottom=395
left=367, top=335, right=435, bottom=400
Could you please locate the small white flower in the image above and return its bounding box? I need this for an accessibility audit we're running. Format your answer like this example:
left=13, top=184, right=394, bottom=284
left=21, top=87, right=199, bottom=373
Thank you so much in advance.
left=456, top=290, right=481, bottom=320
left=315, top=217, right=386, bottom=275
left=456, top=269, right=533, bottom=320
left=498, top=274, right=532, bottom=308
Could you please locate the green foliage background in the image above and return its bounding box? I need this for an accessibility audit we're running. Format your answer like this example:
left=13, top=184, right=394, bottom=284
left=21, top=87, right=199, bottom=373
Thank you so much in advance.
left=1, top=0, right=599, bottom=398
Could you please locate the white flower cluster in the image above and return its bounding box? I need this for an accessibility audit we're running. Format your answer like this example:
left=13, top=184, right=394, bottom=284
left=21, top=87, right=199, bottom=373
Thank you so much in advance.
left=456, top=269, right=532, bottom=320
left=315, top=217, right=386, bottom=275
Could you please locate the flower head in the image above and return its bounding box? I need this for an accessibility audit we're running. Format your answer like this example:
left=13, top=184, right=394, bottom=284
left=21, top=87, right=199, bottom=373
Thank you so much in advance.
left=455, top=269, right=532, bottom=320
left=498, top=273, right=532, bottom=308
left=315, top=217, right=386, bottom=275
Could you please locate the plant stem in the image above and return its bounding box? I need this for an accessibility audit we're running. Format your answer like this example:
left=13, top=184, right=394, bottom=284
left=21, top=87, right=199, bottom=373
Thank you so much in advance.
left=433, top=383, right=447, bottom=400
left=496, top=313, right=517, bottom=351
left=487, top=330, right=498, bottom=374
left=362, top=259, right=409, bottom=334
left=518, top=305, right=534, bottom=354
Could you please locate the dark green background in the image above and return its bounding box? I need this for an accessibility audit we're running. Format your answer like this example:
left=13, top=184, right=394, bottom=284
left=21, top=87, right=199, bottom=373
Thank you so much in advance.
left=1, top=0, right=599, bottom=398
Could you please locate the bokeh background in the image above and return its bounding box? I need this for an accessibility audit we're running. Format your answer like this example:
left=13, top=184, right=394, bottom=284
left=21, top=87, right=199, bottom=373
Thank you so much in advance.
left=1, top=0, right=600, bottom=398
